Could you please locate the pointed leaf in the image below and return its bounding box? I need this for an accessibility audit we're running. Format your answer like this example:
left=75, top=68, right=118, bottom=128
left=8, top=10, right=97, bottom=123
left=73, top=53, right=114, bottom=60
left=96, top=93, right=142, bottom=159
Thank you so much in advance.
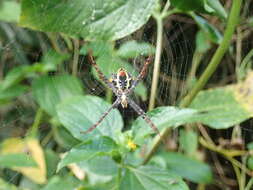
left=57, top=95, right=123, bottom=142
left=132, top=106, right=200, bottom=142
left=32, top=75, right=83, bottom=116
left=20, top=0, right=157, bottom=40
left=116, top=40, right=155, bottom=58
left=161, top=152, right=213, bottom=184
left=120, top=165, right=189, bottom=190
left=57, top=136, right=118, bottom=171
left=190, top=88, right=251, bottom=129
left=191, top=13, right=222, bottom=44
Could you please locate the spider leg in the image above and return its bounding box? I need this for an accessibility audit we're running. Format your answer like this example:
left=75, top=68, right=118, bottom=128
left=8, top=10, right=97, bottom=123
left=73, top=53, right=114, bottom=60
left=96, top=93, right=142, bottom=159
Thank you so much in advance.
left=128, top=56, right=152, bottom=94
left=127, top=98, right=161, bottom=136
left=87, top=51, right=118, bottom=94
left=80, top=98, right=121, bottom=134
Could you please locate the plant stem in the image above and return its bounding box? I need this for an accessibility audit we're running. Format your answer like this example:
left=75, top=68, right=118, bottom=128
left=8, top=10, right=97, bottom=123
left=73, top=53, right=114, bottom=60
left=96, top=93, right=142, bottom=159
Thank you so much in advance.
left=142, top=127, right=170, bottom=165
left=72, top=39, right=79, bottom=76
left=199, top=137, right=253, bottom=177
left=180, top=0, right=242, bottom=107
left=148, top=17, right=163, bottom=110
left=245, top=178, right=253, bottom=190
left=30, top=108, right=43, bottom=138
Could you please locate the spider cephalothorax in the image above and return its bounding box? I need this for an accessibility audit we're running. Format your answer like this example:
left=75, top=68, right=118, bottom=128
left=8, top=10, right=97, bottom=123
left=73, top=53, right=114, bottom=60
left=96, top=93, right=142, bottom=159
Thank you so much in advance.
left=81, top=52, right=160, bottom=136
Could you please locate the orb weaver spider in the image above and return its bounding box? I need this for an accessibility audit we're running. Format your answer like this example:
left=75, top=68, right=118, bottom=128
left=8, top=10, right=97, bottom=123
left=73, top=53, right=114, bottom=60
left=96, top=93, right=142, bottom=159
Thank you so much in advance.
left=81, top=52, right=160, bottom=136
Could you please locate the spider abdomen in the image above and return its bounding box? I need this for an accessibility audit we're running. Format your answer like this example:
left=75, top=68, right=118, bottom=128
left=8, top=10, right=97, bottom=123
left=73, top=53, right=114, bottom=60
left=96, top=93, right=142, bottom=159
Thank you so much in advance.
left=114, top=68, right=132, bottom=91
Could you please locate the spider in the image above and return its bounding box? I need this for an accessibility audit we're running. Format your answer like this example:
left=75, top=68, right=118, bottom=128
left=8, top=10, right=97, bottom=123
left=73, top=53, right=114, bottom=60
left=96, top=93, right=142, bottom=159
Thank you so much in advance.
left=81, top=52, right=160, bottom=136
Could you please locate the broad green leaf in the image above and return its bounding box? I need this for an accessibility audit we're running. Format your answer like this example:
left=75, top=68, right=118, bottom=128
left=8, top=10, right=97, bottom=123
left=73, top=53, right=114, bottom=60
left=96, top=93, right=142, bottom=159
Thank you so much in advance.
left=0, top=85, right=28, bottom=103
left=1, top=50, right=68, bottom=90
left=32, top=75, right=83, bottom=116
left=190, top=88, right=251, bottom=129
left=44, top=149, right=60, bottom=179
left=20, top=0, right=156, bottom=40
left=191, top=13, right=222, bottom=44
left=132, top=106, right=200, bottom=142
left=179, top=129, right=198, bottom=156
left=1, top=66, right=30, bottom=90
left=161, top=152, right=212, bottom=184
left=195, top=30, right=211, bottom=53
left=57, top=95, right=123, bottom=142
left=0, top=153, right=37, bottom=168
left=0, top=1, right=20, bottom=23
left=78, top=155, right=118, bottom=176
left=120, top=165, right=189, bottom=190
left=206, top=0, right=227, bottom=20
left=116, top=40, right=155, bottom=58
left=52, top=125, right=80, bottom=149
left=171, top=0, right=206, bottom=12
left=57, top=136, right=118, bottom=171
left=41, top=175, right=80, bottom=190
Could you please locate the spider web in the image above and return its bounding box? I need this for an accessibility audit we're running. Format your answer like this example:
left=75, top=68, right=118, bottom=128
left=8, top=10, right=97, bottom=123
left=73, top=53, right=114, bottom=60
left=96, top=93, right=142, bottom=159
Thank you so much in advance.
left=1, top=1, right=253, bottom=188
left=0, top=12, right=193, bottom=184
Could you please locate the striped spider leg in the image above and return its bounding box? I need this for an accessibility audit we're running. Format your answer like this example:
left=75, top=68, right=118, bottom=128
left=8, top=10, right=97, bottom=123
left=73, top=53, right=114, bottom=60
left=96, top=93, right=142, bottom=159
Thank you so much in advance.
left=81, top=53, right=160, bottom=137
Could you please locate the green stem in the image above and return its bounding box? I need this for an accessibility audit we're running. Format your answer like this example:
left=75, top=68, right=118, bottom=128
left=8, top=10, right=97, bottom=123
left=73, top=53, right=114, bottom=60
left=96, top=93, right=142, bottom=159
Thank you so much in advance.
left=245, top=178, right=253, bottom=190
left=30, top=108, right=43, bottom=138
left=180, top=0, right=242, bottom=107
left=72, top=39, right=79, bottom=76
left=142, top=127, right=170, bottom=165
left=148, top=17, right=163, bottom=110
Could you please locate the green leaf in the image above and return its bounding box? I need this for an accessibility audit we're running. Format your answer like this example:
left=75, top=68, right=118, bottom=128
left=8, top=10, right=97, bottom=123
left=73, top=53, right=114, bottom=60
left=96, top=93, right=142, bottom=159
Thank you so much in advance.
left=247, top=156, right=253, bottom=170
left=190, top=88, right=251, bottom=129
left=247, top=142, right=253, bottom=150
left=2, top=66, right=30, bottom=90
left=0, top=153, right=37, bottom=168
left=35, top=49, right=70, bottom=73
left=41, top=175, right=80, bottom=190
left=57, top=136, right=118, bottom=171
left=161, top=152, right=213, bottom=184
left=52, top=125, right=80, bottom=149
left=32, top=75, right=83, bottom=116
left=116, top=41, right=155, bottom=58
left=57, top=95, right=123, bottom=142
left=20, top=0, right=156, bottom=40
left=195, top=30, right=211, bottom=53
left=191, top=13, right=222, bottom=44
left=0, top=1, right=21, bottom=23
left=45, top=149, right=60, bottom=179
left=78, top=154, right=118, bottom=176
left=120, top=165, right=189, bottom=190
left=206, top=0, right=227, bottom=20
left=171, top=0, right=206, bottom=12
left=179, top=129, right=198, bottom=156
left=132, top=106, right=200, bottom=142
left=0, top=85, right=28, bottom=103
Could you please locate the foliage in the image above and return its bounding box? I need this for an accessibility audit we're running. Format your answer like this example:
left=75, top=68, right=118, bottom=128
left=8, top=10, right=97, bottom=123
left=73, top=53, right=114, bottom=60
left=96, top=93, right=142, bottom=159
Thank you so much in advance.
left=0, top=0, right=253, bottom=190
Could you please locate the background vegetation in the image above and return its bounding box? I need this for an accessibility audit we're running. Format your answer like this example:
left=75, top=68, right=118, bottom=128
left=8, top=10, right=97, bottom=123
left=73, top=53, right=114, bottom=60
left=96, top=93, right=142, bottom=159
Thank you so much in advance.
left=0, top=0, right=253, bottom=189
